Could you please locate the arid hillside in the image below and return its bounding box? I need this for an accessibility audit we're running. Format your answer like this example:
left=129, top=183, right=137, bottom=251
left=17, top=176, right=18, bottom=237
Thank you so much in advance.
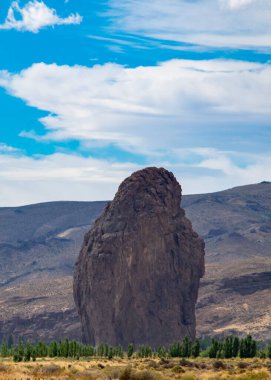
left=182, top=182, right=271, bottom=340
left=0, top=182, right=270, bottom=342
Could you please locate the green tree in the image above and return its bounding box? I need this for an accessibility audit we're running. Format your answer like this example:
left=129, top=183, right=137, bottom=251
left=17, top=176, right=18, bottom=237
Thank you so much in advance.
left=1, top=338, right=8, bottom=357
left=13, top=346, right=20, bottom=362
left=250, top=339, right=257, bottom=358
left=223, top=336, right=233, bottom=358
left=70, top=341, right=78, bottom=357
left=216, top=347, right=224, bottom=359
left=108, top=346, right=114, bottom=359
left=63, top=339, right=69, bottom=358
left=191, top=339, right=201, bottom=358
left=258, top=350, right=266, bottom=358
left=138, top=345, right=152, bottom=358
left=7, top=335, right=13, bottom=349
left=31, top=346, right=36, bottom=361
left=240, top=335, right=257, bottom=358
left=49, top=341, right=58, bottom=358
left=127, top=343, right=134, bottom=358
left=156, top=346, right=167, bottom=358
left=232, top=336, right=239, bottom=357
left=169, top=342, right=182, bottom=357
left=18, top=338, right=24, bottom=361
left=24, top=342, right=32, bottom=362
left=115, top=345, right=123, bottom=358
left=35, top=341, right=47, bottom=357
left=181, top=337, right=192, bottom=357
left=97, top=343, right=105, bottom=357
left=208, top=339, right=219, bottom=358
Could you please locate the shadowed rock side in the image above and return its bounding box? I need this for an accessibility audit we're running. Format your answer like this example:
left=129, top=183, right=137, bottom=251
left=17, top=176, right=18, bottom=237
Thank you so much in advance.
left=73, top=167, right=205, bottom=347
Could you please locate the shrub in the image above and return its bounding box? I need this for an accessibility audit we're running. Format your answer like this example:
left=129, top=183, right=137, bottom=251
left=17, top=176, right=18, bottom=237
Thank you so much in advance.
left=158, top=358, right=169, bottom=365
left=31, top=364, right=63, bottom=377
left=120, top=366, right=133, bottom=380
left=181, top=372, right=196, bottom=380
left=238, top=362, right=250, bottom=369
left=147, top=360, right=159, bottom=369
left=161, top=361, right=174, bottom=369
left=120, top=366, right=157, bottom=380
left=179, top=359, right=194, bottom=367
left=108, top=367, right=121, bottom=379
left=172, top=365, right=185, bottom=373
left=213, top=360, right=226, bottom=370
left=0, top=364, right=8, bottom=373
left=132, top=371, right=156, bottom=380
left=76, top=370, right=102, bottom=379
left=236, top=370, right=270, bottom=380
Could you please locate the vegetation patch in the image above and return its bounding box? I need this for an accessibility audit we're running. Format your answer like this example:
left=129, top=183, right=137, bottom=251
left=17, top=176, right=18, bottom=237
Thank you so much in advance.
left=0, top=363, right=8, bottom=373
left=236, top=370, right=270, bottom=380
left=213, top=359, right=226, bottom=370
left=120, top=366, right=159, bottom=380
left=31, top=363, right=63, bottom=377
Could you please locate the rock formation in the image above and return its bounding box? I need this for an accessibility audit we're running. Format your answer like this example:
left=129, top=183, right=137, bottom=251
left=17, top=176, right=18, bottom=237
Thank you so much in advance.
left=73, top=167, right=205, bottom=347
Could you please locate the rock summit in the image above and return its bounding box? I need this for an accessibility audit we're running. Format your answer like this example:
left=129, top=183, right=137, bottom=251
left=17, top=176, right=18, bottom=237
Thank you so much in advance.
left=73, top=167, right=205, bottom=347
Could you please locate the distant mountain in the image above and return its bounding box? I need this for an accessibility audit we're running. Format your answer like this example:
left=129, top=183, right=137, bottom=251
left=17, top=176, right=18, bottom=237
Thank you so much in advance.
left=0, top=201, right=105, bottom=284
left=0, top=201, right=106, bottom=341
left=0, top=182, right=270, bottom=342
left=183, top=182, right=271, bottom=340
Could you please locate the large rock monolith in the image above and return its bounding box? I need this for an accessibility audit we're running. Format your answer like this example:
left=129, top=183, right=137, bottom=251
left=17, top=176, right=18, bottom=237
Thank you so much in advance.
left=73, top=167, right=205, bottom=347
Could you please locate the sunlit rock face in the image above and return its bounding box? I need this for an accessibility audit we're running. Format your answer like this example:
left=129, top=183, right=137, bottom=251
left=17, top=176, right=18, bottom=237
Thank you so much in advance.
left=74, top=167, right=205, bottom=347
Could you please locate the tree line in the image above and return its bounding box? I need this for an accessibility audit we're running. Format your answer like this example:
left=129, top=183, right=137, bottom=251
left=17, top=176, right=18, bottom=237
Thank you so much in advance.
left=0, top=335, right=270, bottom=362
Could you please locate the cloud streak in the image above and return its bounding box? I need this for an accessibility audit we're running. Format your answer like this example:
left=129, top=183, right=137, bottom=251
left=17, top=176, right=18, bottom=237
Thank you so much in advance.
left=107, top=0, right=271, bottom=50
left=0, top=1, right=82, bottom=33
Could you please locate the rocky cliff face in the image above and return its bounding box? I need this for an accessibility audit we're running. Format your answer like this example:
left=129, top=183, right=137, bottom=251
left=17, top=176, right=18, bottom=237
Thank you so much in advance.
left=73, top=167, right=205, bottom=347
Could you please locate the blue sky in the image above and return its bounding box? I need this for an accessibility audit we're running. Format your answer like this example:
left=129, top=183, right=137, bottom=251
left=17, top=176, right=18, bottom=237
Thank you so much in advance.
left=0, top=0, right=270, bottom=206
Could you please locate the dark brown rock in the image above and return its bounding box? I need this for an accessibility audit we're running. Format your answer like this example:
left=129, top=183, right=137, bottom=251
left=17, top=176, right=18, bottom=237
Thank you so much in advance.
left=73, top=167, right=205, bottom=347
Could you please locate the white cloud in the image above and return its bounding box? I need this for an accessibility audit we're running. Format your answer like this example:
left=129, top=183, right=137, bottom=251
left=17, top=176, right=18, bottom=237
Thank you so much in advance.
left=0, top=0, right=82, bottom=32
left=0, top=59, right=270, bottom=155
left=0, top=152, right=139, bottom=206
left=0, top=149, right=271, bottom=206
left=0, top=58, right=270, bottom=205
left=0, top=143, right=21, bottom=153
left=220, top=0, right=255, bottom=10
left=107, top=0, right=271, bottom=49
left=186, top=149, right=271, bottom=194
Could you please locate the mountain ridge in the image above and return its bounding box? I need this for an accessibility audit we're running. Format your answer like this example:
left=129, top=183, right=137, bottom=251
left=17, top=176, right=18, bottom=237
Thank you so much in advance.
left=0, top=181, right=270, bottom=341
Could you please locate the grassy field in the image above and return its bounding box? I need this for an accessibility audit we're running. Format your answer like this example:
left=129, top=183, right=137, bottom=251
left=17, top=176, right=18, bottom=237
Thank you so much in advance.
left=0, top=357, right=271, bottom=379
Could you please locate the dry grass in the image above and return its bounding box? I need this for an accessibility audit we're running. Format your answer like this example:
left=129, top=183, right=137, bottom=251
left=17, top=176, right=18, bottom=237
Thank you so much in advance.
left=0, top=358, right=270, bottom=380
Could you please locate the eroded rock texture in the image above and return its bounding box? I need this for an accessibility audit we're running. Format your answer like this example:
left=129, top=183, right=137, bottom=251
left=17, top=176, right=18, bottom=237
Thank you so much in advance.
left=73, top=167, right=205, bottom=347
